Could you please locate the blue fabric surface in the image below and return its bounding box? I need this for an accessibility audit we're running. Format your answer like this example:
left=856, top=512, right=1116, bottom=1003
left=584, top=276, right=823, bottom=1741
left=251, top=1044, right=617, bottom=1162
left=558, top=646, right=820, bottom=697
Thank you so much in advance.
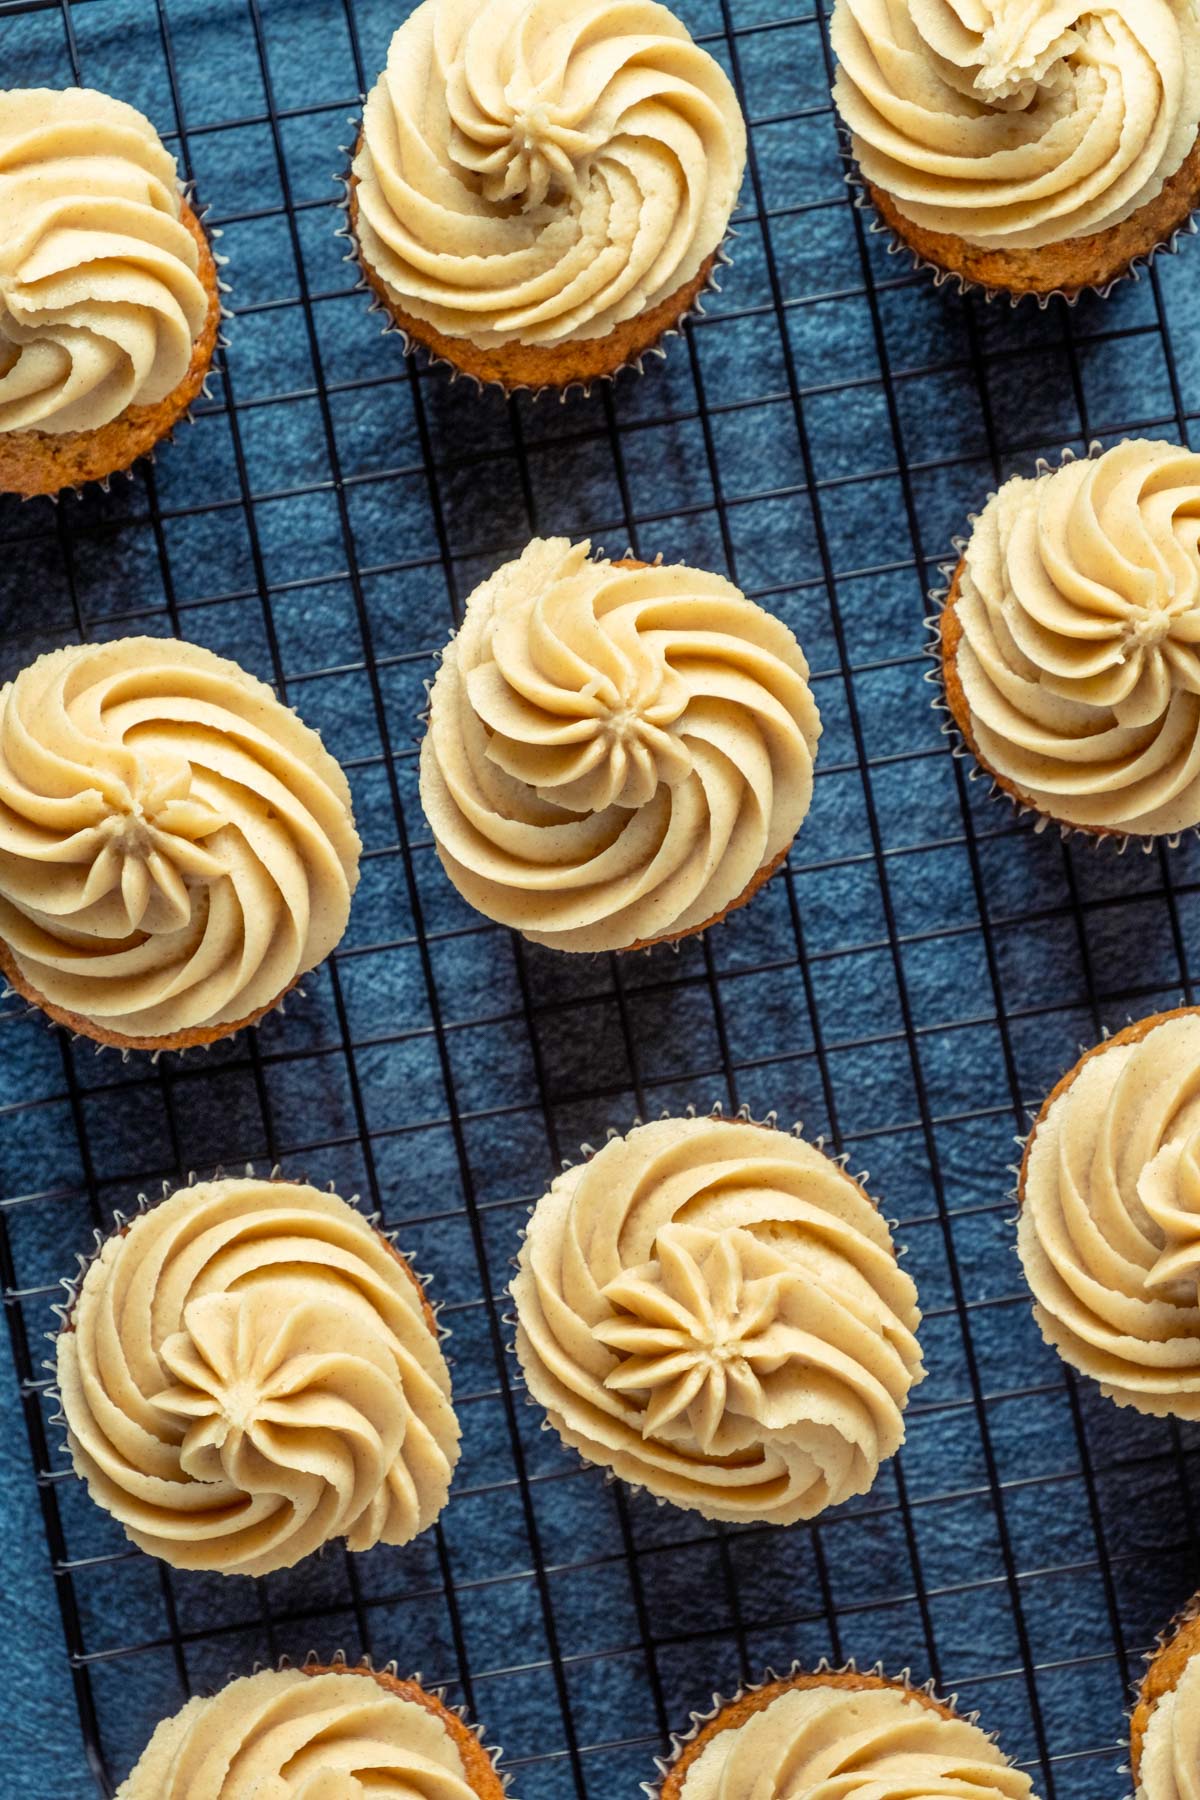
left=4, top=1, right=1200, bottom=1797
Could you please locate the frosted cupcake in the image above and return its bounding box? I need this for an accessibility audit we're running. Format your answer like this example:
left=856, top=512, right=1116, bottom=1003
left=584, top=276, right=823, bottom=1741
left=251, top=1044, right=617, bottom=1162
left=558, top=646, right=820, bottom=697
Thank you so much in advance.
left=655, top=1667, right=1035, bottom=1800
left=512, top=1113, right=924, bottom=1523
left=938, top=440, right=1200, bottom=840
left=1132, top=1594, right=1200, bottom=1800
left=0, top=637, right=360, bottom=1050
left=117, top=1660, right=506, bottom=1798
left=830, top=1, right=1200, bottom=301
left=348, top=0, right=746, bottom=390
left=419, top=539, right=821, bottom=952
left=0, top=88, right=221, bottom=497
left=1016, top=1009, right=1200, bottom=1419
left=57, top=1177, right=461, bottom=1577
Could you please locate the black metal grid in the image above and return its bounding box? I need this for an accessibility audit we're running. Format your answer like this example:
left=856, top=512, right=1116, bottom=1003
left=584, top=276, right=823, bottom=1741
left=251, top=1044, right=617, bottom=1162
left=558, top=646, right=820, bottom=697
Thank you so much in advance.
left=2, top=2, right=1200, bottom=1796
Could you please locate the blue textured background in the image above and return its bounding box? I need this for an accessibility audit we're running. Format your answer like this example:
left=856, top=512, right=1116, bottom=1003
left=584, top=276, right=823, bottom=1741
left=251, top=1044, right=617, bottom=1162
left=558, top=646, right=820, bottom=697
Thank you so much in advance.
left=4, top=1, right=1200, bottom=1796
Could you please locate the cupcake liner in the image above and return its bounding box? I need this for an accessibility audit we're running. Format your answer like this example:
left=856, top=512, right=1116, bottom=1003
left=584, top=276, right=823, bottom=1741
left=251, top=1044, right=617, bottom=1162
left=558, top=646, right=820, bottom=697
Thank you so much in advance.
left=0, top=973, right=307, bottom=1066
left=923, top=441, right=1196, bottom=854
left=9, top=183, right=231, bottom=506
left=642, top=1659, right=991, bottom=1799
left=334, top=117, right=735, bottom=400
left=503, top=1102, right=900, bottom=1509
left=839, top=129, right=1200, bottom=310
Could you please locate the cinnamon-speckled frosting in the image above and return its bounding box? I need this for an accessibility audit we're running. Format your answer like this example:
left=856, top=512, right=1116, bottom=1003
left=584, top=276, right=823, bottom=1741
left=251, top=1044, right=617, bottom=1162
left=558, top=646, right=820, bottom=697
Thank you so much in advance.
left=677, top=1683, right=1035, bottom=1800
left=419, top=538, right=820, bottom=951
left=1018, top=1013, right=1200, bottom=1417
left=951, top=440, right=1200, bottom=838
left=57, top=1179, right=460, bottom=1575
left=0, top=88, right=211, bottom=435
left=352, top=0, right=745, bottom=349
left=1139, top=1648, right=1200, bottom=1800
left=831, top=0, right=1200, bottom=252
left=117, top=1669, right=477, bottom=1798
left=512, top=1116, right=924, bottom=1522
left=0, top=637, right=360, bottom=1041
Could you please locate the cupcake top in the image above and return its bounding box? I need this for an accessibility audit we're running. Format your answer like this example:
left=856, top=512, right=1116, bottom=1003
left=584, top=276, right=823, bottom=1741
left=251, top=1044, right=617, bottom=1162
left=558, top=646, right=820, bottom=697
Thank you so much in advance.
left=117, top=1668, right=480, bottom=1798
left=1137, top=1620, right=1200, bottom=1800
left=0, top=636, right=360, bottom=1044
left=56, top=1178, right=460, bottom=1575
left=351, top=0, right=745, bottom=350
left=512, top=1115, right=924, bottom=1522
left=672, top=1678, right=1034, bottom=1800
left=419, top=538, right=820, bottom=951
left=0, top=87, right=211, bottom=436
left=1018, top=1010, right=1200, bottom=1418
left=831, top=0, right=1200, bottom=253
left=949, top=439, right=1200, bottom=838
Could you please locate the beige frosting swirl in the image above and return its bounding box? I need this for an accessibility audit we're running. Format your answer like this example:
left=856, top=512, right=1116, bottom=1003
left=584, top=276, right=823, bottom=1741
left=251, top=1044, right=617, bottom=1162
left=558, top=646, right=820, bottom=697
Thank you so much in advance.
left=117, top=1669, right=477, bottom=1799
left=57, top=1179, right=460, bottom=1575
left=419, top=538, right=820, bottom=951
left=831, top=0, right=1200, bottom=251
left=952, top=440, right=1200, bottom=837
left=1018, top=1012, right=1200, bottom=1417
left=1138, top=1650, right=1200, bottom=1800
left=0, top=88, right=211, bottom=435
left=352, top=0, right=746, bottom=348
left=0, top=637, right=360, bottom=1041
left=678, top=1682, right=1034, bottom=1800
left=512, top=1116, right=924, bottom=1522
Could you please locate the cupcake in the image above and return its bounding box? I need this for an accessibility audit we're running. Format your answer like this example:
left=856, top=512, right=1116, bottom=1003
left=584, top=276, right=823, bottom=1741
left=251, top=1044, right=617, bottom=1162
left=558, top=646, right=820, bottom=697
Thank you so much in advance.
left=347, top=0, right=745, bottom=391
left=655, top=1666, right=1035, bottom=1800
left=419, top=538, right=821, bottom=952
left=511, top=1111, right=924, bottom=1523
left=1132, top=1594, right=1200, bottom=1799
left=0, top=88, right=221, bottom=498
left=830, top=2, right=1200, bottom=301
left=1016, top=1009, right=1200, bottom=1418
left=56, top=1176, right=460, bottom=1575
left=0, top=636, right=360, bottom=1050
left=937, top=440, right=1200, bottom=841
left=117, top=1659, right=506, bottom=1798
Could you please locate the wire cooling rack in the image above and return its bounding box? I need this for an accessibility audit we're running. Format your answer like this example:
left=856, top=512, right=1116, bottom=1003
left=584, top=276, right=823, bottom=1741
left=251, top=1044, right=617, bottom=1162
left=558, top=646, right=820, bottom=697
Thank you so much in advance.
left=3, top=1, right=1200, bottom=1796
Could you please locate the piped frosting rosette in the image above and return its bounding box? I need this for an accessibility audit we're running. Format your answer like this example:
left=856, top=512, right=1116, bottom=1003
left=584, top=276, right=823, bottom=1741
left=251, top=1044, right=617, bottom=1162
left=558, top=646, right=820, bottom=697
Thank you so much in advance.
left=511, top=1115, right=924, bottom=1522
left=351, top=0, right=746, bottom=350
left=1018, top=1010, right=1200, bottom=1418
left=0, top=636, right=360, bottom=1044
left=948, top=440, right=1200, bottom=838
left=116, top=1666, right=491, bottom=1799
left=0, top=88, right=212, bottom=435
left=56, top=1178, right=460, bottom=1575
left=419, top=538, right=821, bottom=951
left=831, top=0, right=1200, bottom=253
left=1139, top=1652, right=1200, bottom=1800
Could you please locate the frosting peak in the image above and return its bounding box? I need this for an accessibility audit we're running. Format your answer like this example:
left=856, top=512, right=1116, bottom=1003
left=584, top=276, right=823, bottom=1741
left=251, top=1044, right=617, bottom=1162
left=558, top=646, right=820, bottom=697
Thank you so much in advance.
left=513, top=1116, right=924, bottom=1522
left=951, top=440, right=1200, bottom=837
left=420, top=539, right=820, bottom=952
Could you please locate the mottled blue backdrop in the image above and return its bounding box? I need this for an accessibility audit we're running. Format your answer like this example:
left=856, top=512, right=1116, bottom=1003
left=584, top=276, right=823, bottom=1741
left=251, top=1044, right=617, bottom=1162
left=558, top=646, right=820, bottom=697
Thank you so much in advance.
left=3, top=1, right=1200, bottom=1797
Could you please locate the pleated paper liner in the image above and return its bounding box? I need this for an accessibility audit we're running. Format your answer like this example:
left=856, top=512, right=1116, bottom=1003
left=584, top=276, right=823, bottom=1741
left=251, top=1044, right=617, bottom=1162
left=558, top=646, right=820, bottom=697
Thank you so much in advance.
left=923, top=441, right=1200, bottom=854
left=335, top=119, right=735, bottom=400
left=0, top=186, right=231, bottom=503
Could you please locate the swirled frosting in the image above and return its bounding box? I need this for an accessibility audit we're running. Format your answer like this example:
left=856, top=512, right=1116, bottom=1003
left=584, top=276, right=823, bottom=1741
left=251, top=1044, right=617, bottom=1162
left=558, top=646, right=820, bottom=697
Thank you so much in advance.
left=512, top=1116, right=923, bottom=1522
left=0, top=88, right=211, bottom=435
left=117, top=1669, right=478, bottom=1799
left=419, top=538, right=820, bottom=951
left=0, top=637, right=360, bottom=1041
left=677, top=1682, right=1034, bottom=1800
left=1139, top=1648, right=1200, bottom=1800
left=951, top=440, right=1200, bottom=838
left=57, top=1179, right=460, bottom=1574
left=831, top=0, right=1200, bottom=252
left=1018, top=1012, right=1200, bottom=1417
left=351, top=0, right=746, bottom=349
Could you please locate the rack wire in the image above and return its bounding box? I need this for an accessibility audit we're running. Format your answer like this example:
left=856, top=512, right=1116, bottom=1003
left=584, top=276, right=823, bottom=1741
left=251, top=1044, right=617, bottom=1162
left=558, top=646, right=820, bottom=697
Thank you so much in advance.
left=2, top=1, right=1200, bottom=1795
